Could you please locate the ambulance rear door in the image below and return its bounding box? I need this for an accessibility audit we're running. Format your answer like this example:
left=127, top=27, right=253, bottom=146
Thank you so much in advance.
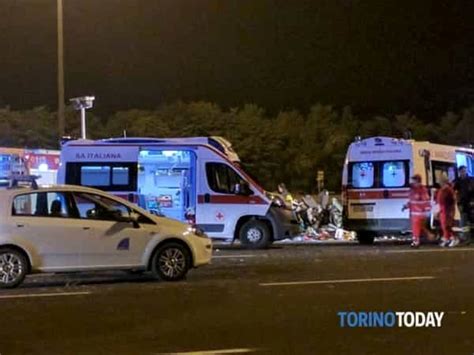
left=345, top=137, right=412, bottom=235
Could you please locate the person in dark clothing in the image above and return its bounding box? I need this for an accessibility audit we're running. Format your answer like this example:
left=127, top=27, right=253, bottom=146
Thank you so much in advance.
left=453, top=166, right=474, bottom=244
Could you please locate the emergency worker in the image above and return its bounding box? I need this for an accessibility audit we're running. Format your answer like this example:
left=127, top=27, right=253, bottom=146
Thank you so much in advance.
left=402, top=174, right=433, bottom=247
left=437, top=173, right=458, bottom=247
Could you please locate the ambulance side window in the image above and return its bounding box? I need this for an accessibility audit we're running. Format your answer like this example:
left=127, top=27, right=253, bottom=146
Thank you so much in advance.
left=65, top=162, right=137, bottom=192
left=206, top=162, right=242, bottom=194
left=350, top=162, right=375, bottom=188
left=432, top=161, right=457, bottom=186
left=456, top=152, right=474, bottom=177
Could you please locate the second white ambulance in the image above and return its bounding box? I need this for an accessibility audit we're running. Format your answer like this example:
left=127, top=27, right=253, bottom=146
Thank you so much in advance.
left=342, top=136, right=474, bottom=244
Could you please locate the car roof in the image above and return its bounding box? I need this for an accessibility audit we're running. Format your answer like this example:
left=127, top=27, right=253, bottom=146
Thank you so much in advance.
left=0, top=184, right=107, bottom=197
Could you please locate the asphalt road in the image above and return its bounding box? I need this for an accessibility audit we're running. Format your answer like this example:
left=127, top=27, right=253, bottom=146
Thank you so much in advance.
left=0, top=242, right=473, bottom=355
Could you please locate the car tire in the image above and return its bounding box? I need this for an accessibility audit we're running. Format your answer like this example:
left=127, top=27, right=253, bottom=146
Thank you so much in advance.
left=0, top=248, right=28, bottom=289
left=151, top=242, right=190, bottom=281
left=357, top=233, right=375, bottom=245
left=239, top=220, right=272, bottom=249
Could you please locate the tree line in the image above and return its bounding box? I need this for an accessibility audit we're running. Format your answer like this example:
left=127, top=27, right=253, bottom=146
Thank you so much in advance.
left=0, top=102, right=473, bottom=192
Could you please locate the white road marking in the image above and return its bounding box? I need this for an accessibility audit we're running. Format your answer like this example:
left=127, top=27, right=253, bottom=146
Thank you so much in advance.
left=0, top=291, right=91, bottom=299
left=163, top=348, right=257, bottom=354
left=386, top=248, right=474, bottom=253
left=212, top=255, right=258, bottom=259
left=446, top=311, right=468, bottom=315
left=260, top=276, right=435, bottom=287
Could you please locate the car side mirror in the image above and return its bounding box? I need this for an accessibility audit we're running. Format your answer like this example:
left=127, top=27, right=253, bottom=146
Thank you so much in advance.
left=115, top=212, right=140, bottom=228
left=129, top=212, right=140, bottom=229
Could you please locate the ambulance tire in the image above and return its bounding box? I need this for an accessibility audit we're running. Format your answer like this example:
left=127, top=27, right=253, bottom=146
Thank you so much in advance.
left=357, top=233, right=375, bottom=245
left=239, top=220, right=272, bottom=249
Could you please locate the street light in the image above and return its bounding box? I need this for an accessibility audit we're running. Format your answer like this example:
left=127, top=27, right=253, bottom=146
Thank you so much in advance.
left=70, top=96, right=95, bottom=139
left=57, top=0, right=65, bottom=138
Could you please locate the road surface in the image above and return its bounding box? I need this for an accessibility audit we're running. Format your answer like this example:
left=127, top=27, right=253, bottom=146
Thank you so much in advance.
left=0, top=243, right=473, bottom=354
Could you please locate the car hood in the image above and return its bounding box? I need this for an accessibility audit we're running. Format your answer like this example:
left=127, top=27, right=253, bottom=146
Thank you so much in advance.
left=152, top=216, right=190, bottom=235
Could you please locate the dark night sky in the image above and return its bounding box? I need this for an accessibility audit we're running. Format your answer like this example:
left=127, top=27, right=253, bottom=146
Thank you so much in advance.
left=0, top=0, right=473, bottom=118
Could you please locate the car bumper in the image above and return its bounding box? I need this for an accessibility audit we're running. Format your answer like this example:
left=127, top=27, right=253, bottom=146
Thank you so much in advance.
left=345, top=218, right=411, bottom=236
left=192, top=236, right=213, bottom=267
left=268, top=206, right=300, bottom=241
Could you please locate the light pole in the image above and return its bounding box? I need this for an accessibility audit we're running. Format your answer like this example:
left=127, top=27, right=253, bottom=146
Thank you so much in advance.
left=57, top=0, right=65, bottom=138
left=70, top=96, right=95, bottom=139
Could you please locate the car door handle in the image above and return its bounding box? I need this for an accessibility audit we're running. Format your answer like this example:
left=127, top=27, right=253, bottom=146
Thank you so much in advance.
left=82, top=227, right=91, bottom=230
left=16, top=223, right=25, bottom=228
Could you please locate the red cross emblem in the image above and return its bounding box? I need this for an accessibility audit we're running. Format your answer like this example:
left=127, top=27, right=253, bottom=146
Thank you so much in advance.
left=216, top=212, right=224, bottom=221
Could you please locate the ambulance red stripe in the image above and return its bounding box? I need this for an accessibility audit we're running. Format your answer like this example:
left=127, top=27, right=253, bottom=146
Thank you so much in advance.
left=197, top=195, right=267, bottom=205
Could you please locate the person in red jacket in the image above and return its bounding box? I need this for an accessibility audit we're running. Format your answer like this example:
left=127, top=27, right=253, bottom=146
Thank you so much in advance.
left=402, top=174, right=434, bottom=247
left=437, top=174, right=459, bottom=247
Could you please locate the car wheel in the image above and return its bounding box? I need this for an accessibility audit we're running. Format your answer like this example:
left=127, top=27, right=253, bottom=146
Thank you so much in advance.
left=151, top=243, right=190, bottom=281
left=0, top=248, right=28, bottom=289
left=239, top=220, right=272, bottom=249
left=357, top=233, right=375, bottom=245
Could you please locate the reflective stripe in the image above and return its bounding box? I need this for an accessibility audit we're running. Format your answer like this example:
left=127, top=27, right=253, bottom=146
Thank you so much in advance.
left=410, top=200, right=430, bottom=205
left=411, top=212, right=430, bottom=217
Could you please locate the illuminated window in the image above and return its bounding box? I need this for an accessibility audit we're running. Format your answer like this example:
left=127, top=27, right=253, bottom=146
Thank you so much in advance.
left=112, top=167, right=129, bottom=185
left=351, top=162, right=374, bottom=188
left=81, top=166, right=110, bottom=186
left=382, top=161, right=406, bottom=187
left=456, top=153, right=474, bottom=177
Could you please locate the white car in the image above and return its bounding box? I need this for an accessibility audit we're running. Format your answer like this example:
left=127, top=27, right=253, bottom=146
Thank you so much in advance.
left=0, top=183, right=212, bottom=288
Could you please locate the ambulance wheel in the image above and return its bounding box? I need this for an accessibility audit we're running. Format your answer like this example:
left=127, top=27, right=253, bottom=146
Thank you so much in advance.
left=357, top=233, right=375, bottom=245
left=239, top=220, right=271, bottom=249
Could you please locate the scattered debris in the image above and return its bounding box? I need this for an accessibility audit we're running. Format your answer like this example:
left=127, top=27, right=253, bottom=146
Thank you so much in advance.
left=291, top=190, right=356, bottom=242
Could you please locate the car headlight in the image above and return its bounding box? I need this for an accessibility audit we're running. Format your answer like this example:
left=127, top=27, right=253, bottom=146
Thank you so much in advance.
left=184, top=226, right=208, bottom=238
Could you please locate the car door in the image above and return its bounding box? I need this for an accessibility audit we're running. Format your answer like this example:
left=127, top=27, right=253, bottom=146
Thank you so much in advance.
left=70, top=192, right=155, bottom=269
left=195, top=161, right=252, bottom=238
left=11, top=191, right=84, bottom=271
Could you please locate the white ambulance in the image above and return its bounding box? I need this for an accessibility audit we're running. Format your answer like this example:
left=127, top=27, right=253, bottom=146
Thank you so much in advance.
left=57, top=137, right=297, bottom=248
left=342, top=136, right=474, bottom=244
left=0, top=147, right=60, bottom=187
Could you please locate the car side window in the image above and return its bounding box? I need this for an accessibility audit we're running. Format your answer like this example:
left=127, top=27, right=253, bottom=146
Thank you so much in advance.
left=12, top=192, right=71, bottom=218
left=72, top=192, right=132, bottom=221
left=206, top=162, right=242, bottom=194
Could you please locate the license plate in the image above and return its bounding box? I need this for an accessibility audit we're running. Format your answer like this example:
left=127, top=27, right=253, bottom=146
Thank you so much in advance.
left=352, top=205, right=374, bottom=212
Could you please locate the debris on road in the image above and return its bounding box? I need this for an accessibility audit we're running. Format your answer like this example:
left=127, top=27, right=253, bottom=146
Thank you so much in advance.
left=290, top=190, right=356, bottom=242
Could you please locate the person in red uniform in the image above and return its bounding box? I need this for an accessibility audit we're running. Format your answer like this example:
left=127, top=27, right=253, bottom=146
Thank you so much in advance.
left=437, top=174, right=459, bottom=247
left=402, top=174, right=434, bottom=247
